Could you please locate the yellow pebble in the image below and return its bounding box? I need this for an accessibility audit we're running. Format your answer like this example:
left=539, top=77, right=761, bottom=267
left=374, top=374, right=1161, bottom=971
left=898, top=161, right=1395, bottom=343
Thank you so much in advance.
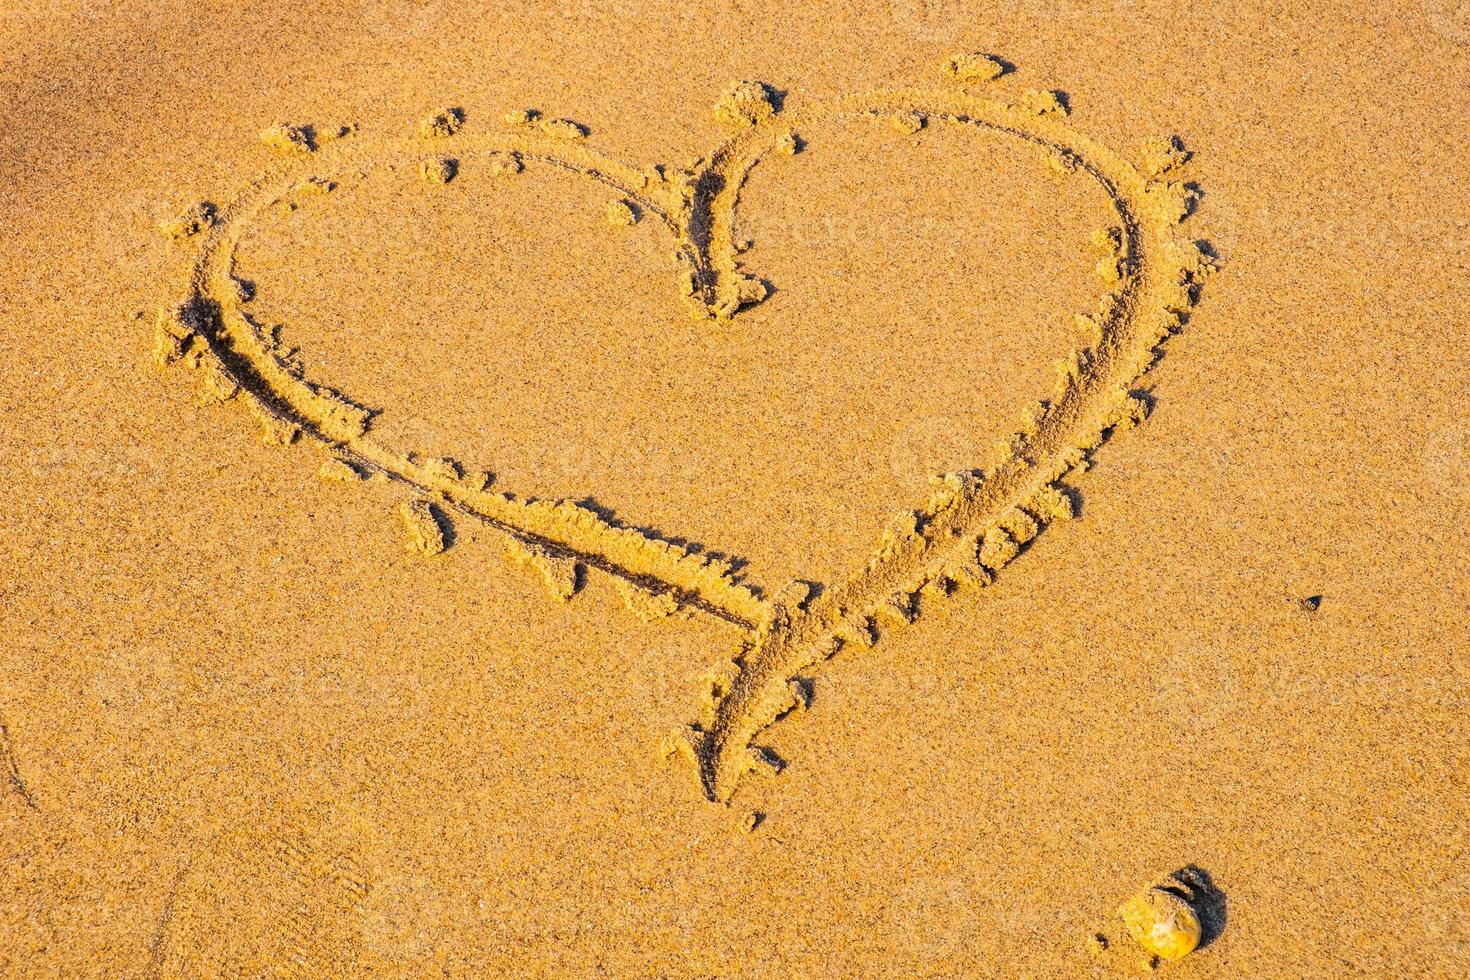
left=1117, top=885, right=1201, bottom=962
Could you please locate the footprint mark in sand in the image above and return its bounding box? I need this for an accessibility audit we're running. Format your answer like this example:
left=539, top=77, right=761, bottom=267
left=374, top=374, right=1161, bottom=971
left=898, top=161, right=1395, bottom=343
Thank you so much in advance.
left=156, top=56, right=1214, bottom=807
left=151, top=827, right=370, bottom=977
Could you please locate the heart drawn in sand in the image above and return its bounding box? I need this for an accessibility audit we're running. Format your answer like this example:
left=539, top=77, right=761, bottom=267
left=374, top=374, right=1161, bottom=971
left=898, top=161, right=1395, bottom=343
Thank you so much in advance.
left=155, top=57, right=1214, bottom=807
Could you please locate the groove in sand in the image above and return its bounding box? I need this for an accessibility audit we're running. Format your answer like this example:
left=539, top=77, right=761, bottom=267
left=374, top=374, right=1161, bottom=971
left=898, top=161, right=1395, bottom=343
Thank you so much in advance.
left=157, top=66, right=1214, bottom=806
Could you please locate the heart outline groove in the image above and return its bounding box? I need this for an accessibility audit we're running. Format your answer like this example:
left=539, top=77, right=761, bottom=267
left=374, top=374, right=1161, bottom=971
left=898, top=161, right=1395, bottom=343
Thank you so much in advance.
left=155, top=58, right=1215, bottom=806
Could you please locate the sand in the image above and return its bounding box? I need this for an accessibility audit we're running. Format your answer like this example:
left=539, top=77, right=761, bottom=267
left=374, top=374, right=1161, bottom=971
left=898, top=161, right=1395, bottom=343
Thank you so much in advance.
left=2, top=1, right=1467, bottom=976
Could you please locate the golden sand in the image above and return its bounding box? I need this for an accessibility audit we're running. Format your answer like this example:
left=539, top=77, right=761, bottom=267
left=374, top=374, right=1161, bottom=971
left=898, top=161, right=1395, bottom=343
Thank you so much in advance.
left=2, top=1, right=1466, bottom=975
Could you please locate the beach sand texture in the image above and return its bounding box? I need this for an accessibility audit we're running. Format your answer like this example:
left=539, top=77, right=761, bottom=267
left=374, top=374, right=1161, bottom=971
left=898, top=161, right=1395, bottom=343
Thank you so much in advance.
left=2, top=1, right=1467, bottom=975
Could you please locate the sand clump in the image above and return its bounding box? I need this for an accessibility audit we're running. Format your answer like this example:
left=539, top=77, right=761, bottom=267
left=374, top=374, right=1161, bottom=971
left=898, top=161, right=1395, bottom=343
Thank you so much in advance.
left=486, top=151, right=523, bottom=178
left=1044, top=146, right=1079, bottom=174
left=418, top=107, right=464, bottom=138
left=158, top=202, right=215, bottom=241
left=399, top=500, right=446, bottom=556
left=196, top=361, right=240, bottom=405
left=1093, top=225, right=1127, bottom=285
left=248, top=402, right=300, bottom=447
left=420, top=457, right=462, bottom=482
left=1018, top=88, right=1068, bottom=116
left=941, top=52, right=1006, bottom=83
left=605, top=199, right=638, bottom=225
left=1140, top=135, right=1192, bottom=177
left=151, top=302, right=205, bottom=367
left=539, top=117, right=588, bottom=140
left=317, top=458, right=362, bottom=483
left=258, top=122, right=315, bottom=154
left=420, top=156, right=458, bottom=184
left=714, top=80, right=777, bottom=126
left=615, top=579, right=680, bottom=621
left=885, top=110, right=926, bottom=135
left=504, top=537, right=581, bottom=603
